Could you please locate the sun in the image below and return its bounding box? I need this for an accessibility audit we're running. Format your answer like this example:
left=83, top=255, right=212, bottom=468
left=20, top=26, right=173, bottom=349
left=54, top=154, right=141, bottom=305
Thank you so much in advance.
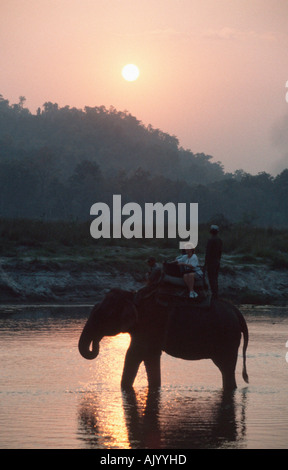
left=121, top=64, right=140, bottom=82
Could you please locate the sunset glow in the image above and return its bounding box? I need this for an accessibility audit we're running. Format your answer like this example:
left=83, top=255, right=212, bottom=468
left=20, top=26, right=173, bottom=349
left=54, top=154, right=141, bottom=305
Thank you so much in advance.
left=1, top=0, right=288, bottom=174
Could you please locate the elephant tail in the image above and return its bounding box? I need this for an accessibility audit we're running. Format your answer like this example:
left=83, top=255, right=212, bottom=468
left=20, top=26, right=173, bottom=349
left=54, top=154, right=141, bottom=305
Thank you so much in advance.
left=239, top=312, right=249, bottom=384
left=231, top=304, right=249, bottom=383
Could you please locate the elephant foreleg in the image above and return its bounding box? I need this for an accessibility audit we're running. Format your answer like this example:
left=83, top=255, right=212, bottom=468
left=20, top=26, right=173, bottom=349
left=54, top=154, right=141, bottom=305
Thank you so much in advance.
left=144, top=355, right=161, bottom=389
left=121, top=347, right=142, bottom=390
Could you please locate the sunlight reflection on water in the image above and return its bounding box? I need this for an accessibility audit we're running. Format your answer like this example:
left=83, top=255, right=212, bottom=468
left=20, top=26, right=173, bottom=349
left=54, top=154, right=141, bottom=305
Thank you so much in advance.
left=0, top=304, right=287, bottom=449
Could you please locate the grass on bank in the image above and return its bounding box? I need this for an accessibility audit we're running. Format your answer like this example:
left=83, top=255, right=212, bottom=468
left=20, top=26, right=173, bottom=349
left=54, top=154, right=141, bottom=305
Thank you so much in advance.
left=0, top=217, right=288, bottom=272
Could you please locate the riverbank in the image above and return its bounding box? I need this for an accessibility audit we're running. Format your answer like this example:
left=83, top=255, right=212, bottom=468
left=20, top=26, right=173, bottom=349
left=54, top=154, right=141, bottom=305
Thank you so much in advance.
left=0, top=246, right=287, bottom=306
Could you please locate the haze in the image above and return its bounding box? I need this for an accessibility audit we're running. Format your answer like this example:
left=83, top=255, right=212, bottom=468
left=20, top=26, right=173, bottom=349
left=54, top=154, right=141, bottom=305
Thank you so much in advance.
left=1, top=0, right=288, bottom=175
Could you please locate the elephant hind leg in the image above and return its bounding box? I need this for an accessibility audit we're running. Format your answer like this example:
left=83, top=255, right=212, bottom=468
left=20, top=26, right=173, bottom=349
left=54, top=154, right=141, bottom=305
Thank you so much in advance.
left=144, top=355, right=161, bottom=389
left=212, top=351, right=238, bottom=391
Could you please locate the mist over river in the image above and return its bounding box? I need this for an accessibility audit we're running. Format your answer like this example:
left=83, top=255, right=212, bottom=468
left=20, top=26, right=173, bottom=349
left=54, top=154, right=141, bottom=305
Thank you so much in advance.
left=0, top=303, right=287, bottom=449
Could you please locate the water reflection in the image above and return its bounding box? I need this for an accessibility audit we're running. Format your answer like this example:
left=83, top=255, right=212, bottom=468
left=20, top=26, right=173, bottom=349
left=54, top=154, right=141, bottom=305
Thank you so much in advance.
left=122, top=389, right=161, bottom=449
left=1, top=306, right=287, bottom=449
left=78, top=390, right=130, bottom=448
left=78, top=387, right=248, bottom=449
left=78, top=398, right=101, bottom=448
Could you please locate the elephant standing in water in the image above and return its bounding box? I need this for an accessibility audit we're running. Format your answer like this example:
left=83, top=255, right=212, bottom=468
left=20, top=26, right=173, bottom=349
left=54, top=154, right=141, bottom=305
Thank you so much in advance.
left=78, top=288, right=249, bottom=391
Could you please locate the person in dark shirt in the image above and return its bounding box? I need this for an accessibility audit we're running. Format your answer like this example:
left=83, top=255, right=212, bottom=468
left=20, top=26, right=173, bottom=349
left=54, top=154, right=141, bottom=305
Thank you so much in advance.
left=204, top=225, right=223, bottom=299
left=146, top=257, right=162, bottom=286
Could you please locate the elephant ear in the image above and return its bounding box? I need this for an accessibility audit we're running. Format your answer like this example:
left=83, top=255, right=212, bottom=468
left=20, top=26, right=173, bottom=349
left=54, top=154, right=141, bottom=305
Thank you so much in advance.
left=120, top=300, right=138, bottom=332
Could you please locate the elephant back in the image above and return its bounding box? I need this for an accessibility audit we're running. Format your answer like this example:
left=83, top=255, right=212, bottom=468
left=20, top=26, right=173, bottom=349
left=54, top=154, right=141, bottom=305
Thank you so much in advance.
left=163, top=305, right=223, bottom=360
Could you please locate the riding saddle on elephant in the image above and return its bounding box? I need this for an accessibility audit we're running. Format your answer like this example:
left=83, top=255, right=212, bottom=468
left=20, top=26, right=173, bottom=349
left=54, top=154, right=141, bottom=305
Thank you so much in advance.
left=135, top=260, right=210, bottom=308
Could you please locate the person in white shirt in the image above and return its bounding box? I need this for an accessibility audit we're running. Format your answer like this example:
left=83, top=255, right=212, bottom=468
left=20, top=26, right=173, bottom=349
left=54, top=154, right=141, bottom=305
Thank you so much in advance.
left=176, top=243, right=203, bottom=299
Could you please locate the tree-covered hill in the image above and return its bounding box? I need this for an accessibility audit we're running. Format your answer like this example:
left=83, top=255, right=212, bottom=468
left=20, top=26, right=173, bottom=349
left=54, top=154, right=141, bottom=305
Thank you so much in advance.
left=0, top=94, right=287, bottom=227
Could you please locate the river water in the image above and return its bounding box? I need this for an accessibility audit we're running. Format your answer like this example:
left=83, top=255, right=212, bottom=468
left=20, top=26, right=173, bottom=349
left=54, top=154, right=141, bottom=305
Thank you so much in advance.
left=0, top=303, right=287, bottom=449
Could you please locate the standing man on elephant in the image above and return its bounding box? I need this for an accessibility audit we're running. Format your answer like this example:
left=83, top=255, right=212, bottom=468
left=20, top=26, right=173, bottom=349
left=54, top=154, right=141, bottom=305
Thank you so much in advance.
left=204, top=225, right=223, bottom=300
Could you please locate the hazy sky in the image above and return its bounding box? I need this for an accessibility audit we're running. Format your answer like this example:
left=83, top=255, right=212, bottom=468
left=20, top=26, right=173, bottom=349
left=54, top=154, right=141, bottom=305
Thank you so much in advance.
left=1, top=0, right=288, bottom=175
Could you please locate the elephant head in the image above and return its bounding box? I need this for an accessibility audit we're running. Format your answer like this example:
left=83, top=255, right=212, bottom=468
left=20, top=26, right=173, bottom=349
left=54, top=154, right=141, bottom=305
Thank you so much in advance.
left=78, top=289, right=138, bottom=360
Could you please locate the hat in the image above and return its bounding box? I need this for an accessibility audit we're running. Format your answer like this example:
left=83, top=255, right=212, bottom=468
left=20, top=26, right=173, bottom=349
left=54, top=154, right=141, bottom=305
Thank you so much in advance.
left=184, top=242, right=195, bottom=250
left=210, top=225, right=219, bottom=232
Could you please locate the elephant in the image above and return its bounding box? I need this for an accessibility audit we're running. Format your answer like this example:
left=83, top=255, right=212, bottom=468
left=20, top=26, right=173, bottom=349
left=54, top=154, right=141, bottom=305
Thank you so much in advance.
left=78, top=288, right=249, bottom=391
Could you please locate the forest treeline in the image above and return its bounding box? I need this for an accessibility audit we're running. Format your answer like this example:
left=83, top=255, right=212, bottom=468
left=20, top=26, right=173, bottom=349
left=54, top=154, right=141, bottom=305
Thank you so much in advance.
left=0, top=94, right=287, bottom=227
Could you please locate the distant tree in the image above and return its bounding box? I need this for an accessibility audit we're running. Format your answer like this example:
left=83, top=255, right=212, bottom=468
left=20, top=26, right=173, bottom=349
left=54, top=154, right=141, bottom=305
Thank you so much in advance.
left=273, top=169, right=288, bottom=223
left=18, top=96, right=26, bottom=108
left=0, top=160, right=39, bottom=217
left=232, top=169, right=249, bottom=181
left=0, top=93, right=287, bottom=227
left=0, top=94, right=10, bottom=109
left=42, top=102, right=59, bottom=114
left=68, top=160, right=103, bottom=219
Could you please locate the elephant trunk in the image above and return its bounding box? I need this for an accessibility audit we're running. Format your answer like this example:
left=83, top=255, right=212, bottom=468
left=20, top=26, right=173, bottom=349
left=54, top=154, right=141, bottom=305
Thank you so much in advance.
left=78, top=320, right=101, bottom=360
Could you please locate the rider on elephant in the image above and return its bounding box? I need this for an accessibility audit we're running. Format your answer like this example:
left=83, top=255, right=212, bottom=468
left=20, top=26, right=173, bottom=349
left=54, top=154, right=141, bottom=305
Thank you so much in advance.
left=176, top=243, right=203, bottom=299
left=146, top=257, right=162, bottom=286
